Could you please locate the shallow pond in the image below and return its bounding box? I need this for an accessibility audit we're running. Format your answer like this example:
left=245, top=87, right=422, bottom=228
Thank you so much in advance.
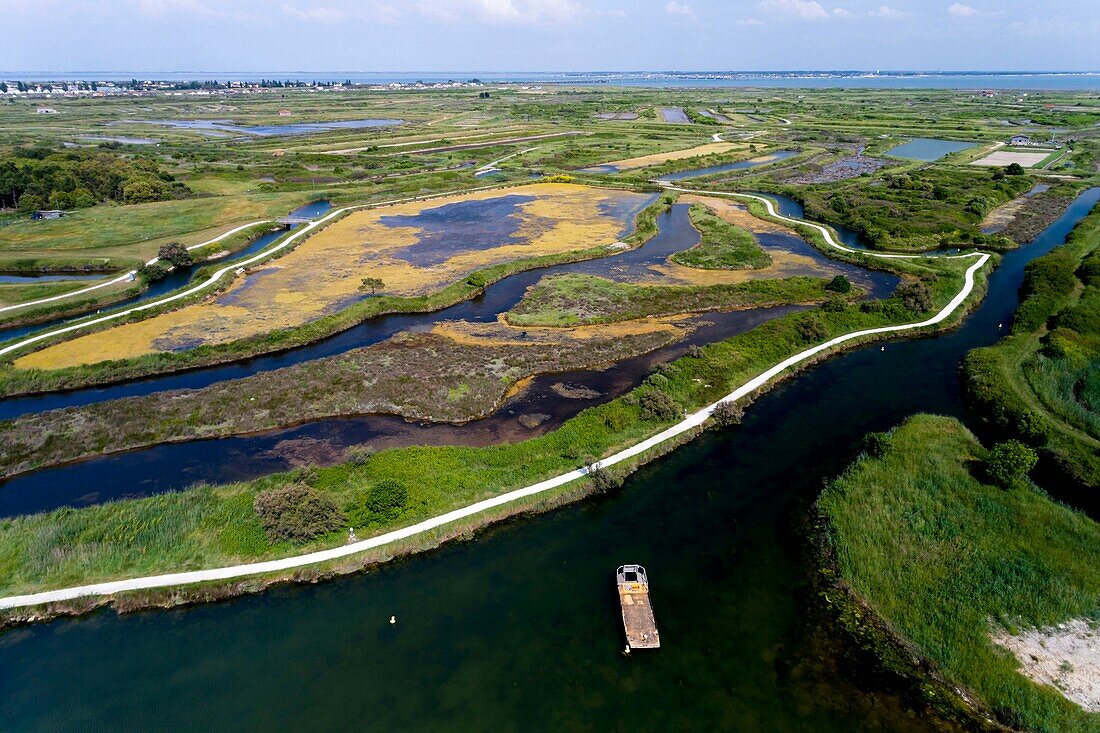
left=658, top=107, right=689, bottom=123
left=1, top=191, right=1094, bottom=733
left=115, top=118, right=403, bottom=136
left=885, top=137, right=975, bottom=161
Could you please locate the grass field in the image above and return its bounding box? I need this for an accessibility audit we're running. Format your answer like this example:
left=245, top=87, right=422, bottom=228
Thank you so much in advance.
left=672, top=202, right=772, bottom=270
left=818, top=414, right=1100, bottom=731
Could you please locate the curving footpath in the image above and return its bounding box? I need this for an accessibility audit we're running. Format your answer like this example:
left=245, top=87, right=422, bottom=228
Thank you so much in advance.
left=0, top=184, right=510, bottom=360
left=0, top=220, right=272, bottom=315
left=0, top=192, right=991, bottom=611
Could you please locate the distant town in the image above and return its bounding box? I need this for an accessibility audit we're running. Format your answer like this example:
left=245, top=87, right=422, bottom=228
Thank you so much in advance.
left=0, top=78, right=489, bottom=99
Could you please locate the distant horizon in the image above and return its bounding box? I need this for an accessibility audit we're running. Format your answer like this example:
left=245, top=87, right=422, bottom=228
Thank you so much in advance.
left=3, top=69, right=1098, bottom=76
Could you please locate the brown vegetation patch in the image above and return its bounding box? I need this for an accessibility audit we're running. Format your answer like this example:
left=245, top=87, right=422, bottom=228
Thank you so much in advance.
left=0, top=319, right=689, bottom=478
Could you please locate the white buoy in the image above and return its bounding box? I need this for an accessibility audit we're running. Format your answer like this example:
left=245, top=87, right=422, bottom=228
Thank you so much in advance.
left=389, top=615, right=396, bottom=624
left=880, top=346, right=885, bottom=351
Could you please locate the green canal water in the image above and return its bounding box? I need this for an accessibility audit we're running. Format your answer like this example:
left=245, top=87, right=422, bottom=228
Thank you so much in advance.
left=0, top=189, right=1096, bottom=732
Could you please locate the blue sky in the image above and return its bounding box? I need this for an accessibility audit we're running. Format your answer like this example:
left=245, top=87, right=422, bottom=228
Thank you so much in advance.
left=2, top=0, right=1096, bottom=72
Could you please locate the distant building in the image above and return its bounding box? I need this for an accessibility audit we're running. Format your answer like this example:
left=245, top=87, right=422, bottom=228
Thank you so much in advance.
left=35, top=107, right=59, bottom=114
left=1009, top=135, right=1034, bottom=146
left=32, top=209, right=67, bottom=220
left=278, top=109, right=292, bottom=116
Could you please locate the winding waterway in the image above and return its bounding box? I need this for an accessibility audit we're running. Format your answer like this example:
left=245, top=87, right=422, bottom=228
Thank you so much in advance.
left=0, top=204, right=892, bottom=514
left=0, top=188, right=1095, bottom=732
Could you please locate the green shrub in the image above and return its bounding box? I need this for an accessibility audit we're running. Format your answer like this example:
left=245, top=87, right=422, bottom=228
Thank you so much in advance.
left=137, top=262, right=169, bottom=282
left=587, top=465, right=622, bottom=494
left=825, top=275, right=852, bottom=293
left=158, top=241, right=193, bottom=268
left=348, top=480, right=409, bottom=527
left=796, top=315, right=828, bottom=342
left=897, top=281, right=933, bottom=313
left=711, top=400, right=744, bottom=427
left=982, top=440, right=1039, bottom=489
left=637, top=388, right=681, bottom=421
left=253, top=484, right=346, bottom=542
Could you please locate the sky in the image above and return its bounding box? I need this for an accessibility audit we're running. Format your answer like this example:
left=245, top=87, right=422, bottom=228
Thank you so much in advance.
left=1, top=0, right=1097, bottom=73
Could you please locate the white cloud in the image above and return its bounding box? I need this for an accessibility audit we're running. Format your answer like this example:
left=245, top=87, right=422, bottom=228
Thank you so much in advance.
left=665, top=0, right=695, bottom=20
left=947, top=3, right=979, bottom=16
left=415, top=0, right=608, bottom=24
left=869, top=5, right=911, bottom=18
left=832, top=4, right=911, bottom=19
left=758, top=0, right=828, bottom=21
left=737, top=16, right=765, bottom=25
left=281, top=2, right=400, bottom=23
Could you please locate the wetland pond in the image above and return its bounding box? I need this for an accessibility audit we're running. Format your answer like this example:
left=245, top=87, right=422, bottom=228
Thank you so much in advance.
left=885, top=137, right=976, bottom=161
left=1, top=189, right=1095, bottom=733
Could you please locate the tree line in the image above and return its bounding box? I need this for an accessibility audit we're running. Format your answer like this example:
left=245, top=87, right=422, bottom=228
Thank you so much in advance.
left=0, top=148, right=190, bottom=212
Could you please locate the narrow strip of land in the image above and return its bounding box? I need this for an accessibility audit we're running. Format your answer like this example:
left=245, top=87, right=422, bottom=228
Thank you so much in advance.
left=0, top=194, right=991, bottom=611
left=0, top=220, right=272, bottom=315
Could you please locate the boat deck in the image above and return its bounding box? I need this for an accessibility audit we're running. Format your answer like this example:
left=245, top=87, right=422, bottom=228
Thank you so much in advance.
left=617, top=565, right=660, bottom=650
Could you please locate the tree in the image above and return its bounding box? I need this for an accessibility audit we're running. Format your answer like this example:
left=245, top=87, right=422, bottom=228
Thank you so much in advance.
left=982, top=440, right=1038, bottom=489
left=158, top=241, right=193, bottom=268
left=137, top=262, right=169, bottom=282
left=1005, top=162, right=1026, bottom=176
left=359, top=276, right=384, bottom=295
left=253, top=484, right=346, bottom=543
left=825, top=275, right=852, bottom=294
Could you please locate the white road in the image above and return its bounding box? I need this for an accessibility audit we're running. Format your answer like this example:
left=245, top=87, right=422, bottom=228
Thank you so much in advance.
left=0, top=220, right=271, bottom=315
left=0, top=191, right=991, bottom=611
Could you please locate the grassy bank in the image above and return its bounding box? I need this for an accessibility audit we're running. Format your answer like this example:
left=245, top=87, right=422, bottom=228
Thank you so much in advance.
left=0, top=253, right=977, bottom=601
left=817, top=414, right=1100, bottom=732
left=0, top=187, right=668, bottom=396
left=962, top=205, right=1100, bottom=487
left=505, top=272, right=847, bottom=327
left=670, top=203, right=771, bottom=270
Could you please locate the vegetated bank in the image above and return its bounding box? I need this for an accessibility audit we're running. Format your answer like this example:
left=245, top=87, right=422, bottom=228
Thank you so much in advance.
left=0, top=245, right=982, bottom=622
left=815, top=414, right=1100, bottom=732
left=963, top=202, right=1100, bottom=488
left=0, top=182, right=666, bottom=396
left=670, top=203, right=772, bottom=270
left=758, top=166, right=1036, bottom=252
left=504, top=273, right=848, bottom=327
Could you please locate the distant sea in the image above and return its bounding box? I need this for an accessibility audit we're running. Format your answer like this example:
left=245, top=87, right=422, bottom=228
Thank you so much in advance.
left=2, top=70, right=1099, bottom=90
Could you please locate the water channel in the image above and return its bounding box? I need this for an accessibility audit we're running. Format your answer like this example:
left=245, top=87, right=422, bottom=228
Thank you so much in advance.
left=0, top=188, right=1095, bottom=732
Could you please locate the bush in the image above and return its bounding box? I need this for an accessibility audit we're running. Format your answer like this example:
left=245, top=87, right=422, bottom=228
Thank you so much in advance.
left=253, top=484, right=346, bottom=542
left=158, top=241, right=193, bottom=268
left=1005, top=162, right=1026, bottom=176
left=825, top=275, right=852, bottom=294
left=796, top=316, right=828, bottom=343
left=348, top=480, right=408, bottom=527
left=587, top=464, right=623, bottom=494
left=638, top=388, right=681, bottom=421
left=137, top=262, right=169, bottom=282
left=897, top=281, right=933, bottom=313
left=860, top=431, right=890, bottom=458
left=982, top=440, right=1038, bottom=489
left=711, top=400, right=744, bottom=427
